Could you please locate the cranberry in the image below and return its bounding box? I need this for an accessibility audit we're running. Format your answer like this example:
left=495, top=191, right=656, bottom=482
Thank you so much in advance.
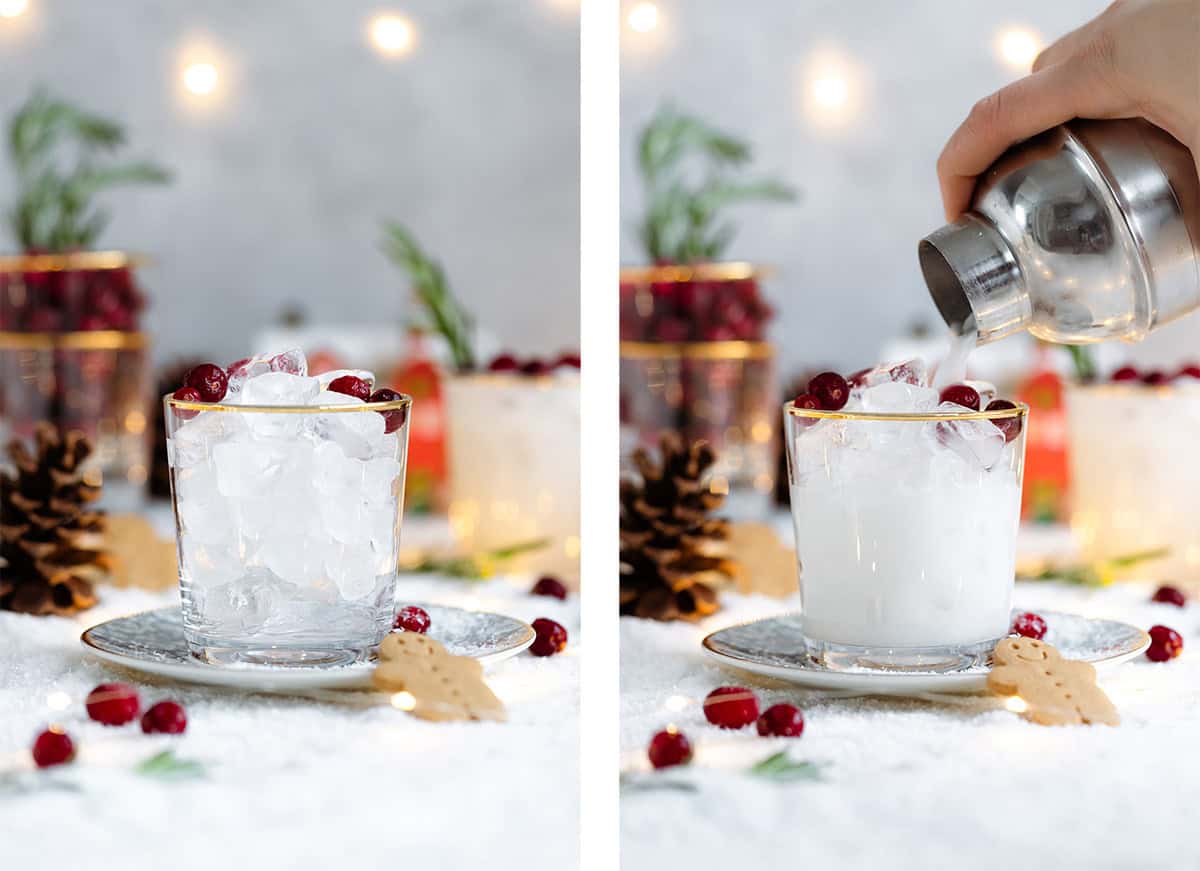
left=78, top=314, right=108, bottom=331
left=1152, top=585, right=1186, bottom=607
left=1143, top=370, right=1171, bottom=386
left=792, top=393, right=821, bottom=412
left=393, top=606, right=430, bottom=634
left=703, top=325, right=738, bottom=341
left=1146, top=625, right=1184, bottom=661
left=183, top=363, right=229, bottom=403
left=226, top=357, right=252, bottom=376
left=807, top=372, right=849, bottom=411
left=171, top=386, right=203, bottom=421
left=85, top=682, right=141, bottom=726
left=1111, top=366, right=1140, bottom=382
left=141, top=701, right=188, bottom=734
left=1178, top=364, right=1200, bottom=381
left=488, top=354, right=519, bottom=372
left=647, top=728, right=692, bottom=769
left=703, top=686, right=760, bottom=729
left=521, top=359, right=551, bottom=376
left=328, top=375, right=371, bottom=401
left=986, top=399, right=1023, bottom=443
left=369, top=388, right=407, bottom=434
left=531, top=576, right=568, bottom=600
left=654, top=318, right=691, bottom=343
left=1010, top=612, right=1047, bottom=640
left=939, top=383, right=981, bottom=411
left=847, top=368, right=873, bottom=387
left=554, top=352, right=582, bottom=370
left=31, top=728, right=75, bottom=768
left=530, top=618, right=568, bottom=656
left=756, top=703, right=805, bottom=737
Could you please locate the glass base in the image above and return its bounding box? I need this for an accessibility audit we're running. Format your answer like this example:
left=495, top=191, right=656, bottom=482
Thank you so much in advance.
left=187, top=639, right=376, bottom=668
left=803, top=635, right=1000, bottom=673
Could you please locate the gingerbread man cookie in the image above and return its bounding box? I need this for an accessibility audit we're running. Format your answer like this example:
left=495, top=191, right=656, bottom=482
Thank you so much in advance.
left=373, top=632, right=506, bottom=723
left=988, top=636, right=1119, bottom=726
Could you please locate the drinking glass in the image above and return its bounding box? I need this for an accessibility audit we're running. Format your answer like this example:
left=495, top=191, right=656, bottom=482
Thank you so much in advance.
left=784, top=399, right=1027, bottom=670
left=165, top=391, right=411, bottom=665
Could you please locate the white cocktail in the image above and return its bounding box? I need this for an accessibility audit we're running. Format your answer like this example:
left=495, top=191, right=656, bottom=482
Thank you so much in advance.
left=785, top=368, right=1027, bottom=670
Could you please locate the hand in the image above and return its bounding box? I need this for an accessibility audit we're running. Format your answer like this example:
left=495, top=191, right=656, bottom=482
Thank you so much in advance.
left=936, top=0, right=1200, bottom=221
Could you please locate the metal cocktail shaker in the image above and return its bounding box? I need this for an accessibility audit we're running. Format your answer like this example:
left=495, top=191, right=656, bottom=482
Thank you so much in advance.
left=919, top=119, right=1200, bottom=346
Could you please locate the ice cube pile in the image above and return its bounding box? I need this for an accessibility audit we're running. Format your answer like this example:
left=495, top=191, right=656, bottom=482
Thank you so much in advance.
left=792, top=358, right=1021, bottom=487
left=168, top=350, right=405, bottom=639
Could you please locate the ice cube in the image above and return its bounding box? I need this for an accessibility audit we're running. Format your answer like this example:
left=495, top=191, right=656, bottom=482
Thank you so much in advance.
left=212, top=437, right=298, bottom=503
left=855, top=381, right=939, bottom=414
left=849, top=359, right=929, bottom=391
left=317, top=369, right=376, bottom=391
left=171, top=410, right=247, bottom=469
left=175, top=467, right=233, bottom=544
left=236, top=371, right=321, bottom=406
left=362, top=456, right=402, bottom=504
left=269, top=348, right=308, bottom=376
left=325, top=541, right=380, bottom=600
left=924, top=402, right=1005, bottom=469
left=225, top=355, right=272, bottom=396
left=310, top=390, right=386, bottom=459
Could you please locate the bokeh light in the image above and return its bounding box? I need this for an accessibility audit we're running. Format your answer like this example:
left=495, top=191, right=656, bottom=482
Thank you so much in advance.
left=627, top=2, right=658, bottom=34
left=182, top=62, right=219, bottom=97
left=800, top=47, right=865, bottom=131
left=0, top=0, right=28, bottom=20
left=995, top=26, right=1042, bottom=73
left=370, top=13, right=416, bottom=57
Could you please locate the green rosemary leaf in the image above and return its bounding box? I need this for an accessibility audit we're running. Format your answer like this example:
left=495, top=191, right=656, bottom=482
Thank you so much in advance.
left=381, top=222, right=476, bottom=372
left=135, top=750, right=206, bottom=781
left=747, top=751, right=824, bottom=782
left=1066, top=345, right=1098, bottom=382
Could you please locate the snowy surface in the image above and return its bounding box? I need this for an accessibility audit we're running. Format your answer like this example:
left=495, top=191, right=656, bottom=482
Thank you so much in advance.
left=1, top=575, right=579, bottom=871
left=621, top=581, right=1200, bottom=871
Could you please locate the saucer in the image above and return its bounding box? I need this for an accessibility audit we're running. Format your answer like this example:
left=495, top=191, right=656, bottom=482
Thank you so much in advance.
left=81, top=604, right=535, bottom=691
left=701, top=609, right=1150, bottom=695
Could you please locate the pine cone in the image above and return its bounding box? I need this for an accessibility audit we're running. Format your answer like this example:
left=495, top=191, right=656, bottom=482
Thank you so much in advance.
left=0, top=424, right=108, bottom=615
left=619, top=433, right=736, bottom=621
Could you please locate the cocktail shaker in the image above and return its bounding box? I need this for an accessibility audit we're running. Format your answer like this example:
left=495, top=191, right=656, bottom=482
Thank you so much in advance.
left=919, top=119, right=1200, bottom=346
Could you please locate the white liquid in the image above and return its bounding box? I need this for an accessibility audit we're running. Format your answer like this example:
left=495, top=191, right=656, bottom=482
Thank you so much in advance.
left=791, top=469, right=1020, bottom=647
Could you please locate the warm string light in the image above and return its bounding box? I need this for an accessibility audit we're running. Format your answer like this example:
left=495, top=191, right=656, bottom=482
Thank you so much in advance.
left=369, top=13, right=416, bottom=57
left=182, top=62, right=219, bottom=97
left=0, top=0, right=28, bottom=19
left=626, top=2, right=658, bottom=33
left=391, top=691, right=416, bottom=711
left=1005, top=695, right=1028, bottom=713
left=800, top=48, right=864, bottom=130
left=995, top=26, right=1043, bottom=73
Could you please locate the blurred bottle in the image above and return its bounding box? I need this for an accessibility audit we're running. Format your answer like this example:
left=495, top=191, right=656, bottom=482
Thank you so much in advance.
left=1016, top=346, right=1069, bottom=524
left=389, top=329, right=446, bottom=513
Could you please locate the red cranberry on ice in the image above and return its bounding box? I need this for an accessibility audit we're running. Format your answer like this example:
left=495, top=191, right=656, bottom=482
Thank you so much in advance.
left=1142, top=370, right=1171, bottom=386
left=807, top=372, right=849, bottom=411
left=1152, top=585, right=1186, bottom=607
left=183, top=363, right=229, bottom=403
left=393, top=606, right=431, bottom=634
left=171, top=387, right=203, bottom=421
left=554, top=352, right=581, bottom=370
left=369, top=388, right=407, bottom=433
left=1110, top=366, right=1140, bottom=383
left=985, top=399, right=1022, bottom=443
left=141, top=701, right=188, bottom=734
left=530, top=618, right=568, bottom=656
left=328, top=375, right=371, bottom=401
left=521, top=359, right=551, bottom=376
left=488, top=354, right=520, bottom=373
left=756, top=703, right=805, bottom=737
left=1177, top=364, right=1200, bottom=381
left=939, top=383, right=981, bottom=411
left=531, top=576, right=568, bottom=600
left=1010, top=612, right=1047, bottom=640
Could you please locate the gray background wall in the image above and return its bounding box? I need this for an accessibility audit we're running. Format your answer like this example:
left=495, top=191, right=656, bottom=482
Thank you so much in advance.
left=0, top=0, right=580, bottom=365
left=620, top=0, right=1200, bottom=376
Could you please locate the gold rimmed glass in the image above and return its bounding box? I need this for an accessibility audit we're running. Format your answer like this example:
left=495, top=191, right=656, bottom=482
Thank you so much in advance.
left=164, top=392, right=411, bottom=666
left=442, top=373, right=580, bottom=585
left=783, top=399, right=1028, bottom=671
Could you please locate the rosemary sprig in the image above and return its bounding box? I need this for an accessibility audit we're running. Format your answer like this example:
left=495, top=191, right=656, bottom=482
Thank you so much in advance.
left=1022, top=548, right=1170, bottom=586
left=135, top=749, right=206, bottom=781
left=747, top=751, right=824, bottom=782
left=1065, top=345, right=1098, bottom=383
left=7, top=89, right=170, bottom=252
left=381, top=222, right=476, bottom=372
left=636, top=105, right=796, bottom=264
left=401, top=538, right=550, bottom=579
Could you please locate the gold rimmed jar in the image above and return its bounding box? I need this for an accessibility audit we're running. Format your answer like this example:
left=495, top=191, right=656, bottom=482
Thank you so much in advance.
left=1065, top=380, right=1200, bottom=588
left=442, top=372, right=580, bottom=585
left=163, top=391, right=412, bottom=666
left=783, top=398, right=1028, bottom=672
left=0, top=251, right=152, bottom=484
left=619, top=262, right=778, bottom=501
